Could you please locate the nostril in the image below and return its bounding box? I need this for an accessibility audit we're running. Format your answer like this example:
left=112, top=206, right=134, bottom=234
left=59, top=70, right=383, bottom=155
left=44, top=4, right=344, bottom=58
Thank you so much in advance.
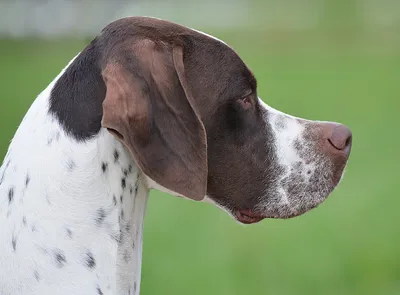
left=328, top=124, right=352, bottom=151
left=327, top=138, right=337, bottom=149
left=345, top=135, right=352, bottom=147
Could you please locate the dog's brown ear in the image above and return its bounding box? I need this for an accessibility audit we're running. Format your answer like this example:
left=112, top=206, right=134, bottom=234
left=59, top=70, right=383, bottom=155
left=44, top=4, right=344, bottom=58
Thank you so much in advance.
left=101, top=40, right=207, bottom=201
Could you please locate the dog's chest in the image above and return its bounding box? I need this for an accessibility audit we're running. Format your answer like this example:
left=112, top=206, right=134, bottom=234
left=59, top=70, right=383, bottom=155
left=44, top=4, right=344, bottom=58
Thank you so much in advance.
left=0, top=91, right=148, bottom=295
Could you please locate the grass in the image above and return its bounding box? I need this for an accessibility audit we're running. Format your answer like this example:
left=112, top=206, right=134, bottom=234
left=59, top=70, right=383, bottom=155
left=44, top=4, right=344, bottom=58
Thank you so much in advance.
left=0, top=28, right=399, bottom=295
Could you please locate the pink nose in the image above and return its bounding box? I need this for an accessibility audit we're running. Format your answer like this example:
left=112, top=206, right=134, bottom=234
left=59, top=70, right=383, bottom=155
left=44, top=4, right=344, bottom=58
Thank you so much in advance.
left=326, top=123, right=352, bottom=155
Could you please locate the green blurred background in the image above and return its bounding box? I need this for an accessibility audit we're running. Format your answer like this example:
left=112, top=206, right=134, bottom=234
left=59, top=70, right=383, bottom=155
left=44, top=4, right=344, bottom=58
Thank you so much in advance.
left=1, top=0, right=399, bottom=294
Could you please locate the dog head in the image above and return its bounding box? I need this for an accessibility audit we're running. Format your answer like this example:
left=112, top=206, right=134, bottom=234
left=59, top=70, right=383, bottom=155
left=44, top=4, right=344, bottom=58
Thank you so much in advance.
left=100, top=17, right=352, bottom=224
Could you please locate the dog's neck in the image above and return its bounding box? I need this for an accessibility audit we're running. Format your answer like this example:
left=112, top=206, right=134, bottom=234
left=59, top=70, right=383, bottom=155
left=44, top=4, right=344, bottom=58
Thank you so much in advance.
left=0, top=72, right=148, bottom=295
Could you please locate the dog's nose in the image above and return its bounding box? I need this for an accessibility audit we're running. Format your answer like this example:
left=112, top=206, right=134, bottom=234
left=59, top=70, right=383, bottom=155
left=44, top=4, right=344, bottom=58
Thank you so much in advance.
left=326, top=123, right=352, bottom=155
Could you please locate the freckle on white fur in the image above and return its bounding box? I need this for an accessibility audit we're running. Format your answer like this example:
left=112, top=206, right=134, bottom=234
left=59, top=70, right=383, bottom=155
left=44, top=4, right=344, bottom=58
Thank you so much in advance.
left=0, top=61, right=148, bottom=295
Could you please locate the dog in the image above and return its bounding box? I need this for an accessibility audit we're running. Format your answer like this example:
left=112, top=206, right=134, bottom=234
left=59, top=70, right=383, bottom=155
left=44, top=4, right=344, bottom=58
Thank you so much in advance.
left=0, top=17, right=352, bottom=295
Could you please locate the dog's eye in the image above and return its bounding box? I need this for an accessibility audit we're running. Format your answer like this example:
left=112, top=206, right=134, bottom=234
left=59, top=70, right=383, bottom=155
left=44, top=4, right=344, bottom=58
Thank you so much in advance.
left=237, top=96, right=253, bottom=110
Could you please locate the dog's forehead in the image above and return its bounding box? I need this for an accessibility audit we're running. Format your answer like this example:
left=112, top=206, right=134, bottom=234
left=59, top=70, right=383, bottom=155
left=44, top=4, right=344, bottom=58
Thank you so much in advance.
left=101, top=16, right=257, bottom=102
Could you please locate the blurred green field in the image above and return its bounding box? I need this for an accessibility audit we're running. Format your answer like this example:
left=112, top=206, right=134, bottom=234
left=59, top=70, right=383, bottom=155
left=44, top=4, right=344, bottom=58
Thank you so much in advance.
left=1, top=25, right=399, bottom=295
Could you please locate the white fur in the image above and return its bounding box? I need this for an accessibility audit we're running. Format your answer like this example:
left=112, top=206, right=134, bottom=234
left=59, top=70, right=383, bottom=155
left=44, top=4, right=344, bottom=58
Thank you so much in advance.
left=0, top=65, right=147, bottom=295
left=258, top=98, right=329, bottom=207
left=258, top=98, right=305, bottom=205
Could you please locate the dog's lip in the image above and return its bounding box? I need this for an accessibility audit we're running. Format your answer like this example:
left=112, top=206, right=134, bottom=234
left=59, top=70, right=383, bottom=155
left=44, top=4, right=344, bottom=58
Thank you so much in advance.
left=234, top=209, right=266, bottom=224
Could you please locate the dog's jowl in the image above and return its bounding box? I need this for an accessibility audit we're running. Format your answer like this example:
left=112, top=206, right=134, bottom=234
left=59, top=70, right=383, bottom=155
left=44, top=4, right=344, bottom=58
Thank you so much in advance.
left=0, top=17, right=352, bottom=295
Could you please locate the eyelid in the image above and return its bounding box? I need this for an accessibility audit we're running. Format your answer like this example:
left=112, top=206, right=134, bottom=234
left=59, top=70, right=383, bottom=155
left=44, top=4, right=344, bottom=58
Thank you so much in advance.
left=240, top=91, right=253, bottom=100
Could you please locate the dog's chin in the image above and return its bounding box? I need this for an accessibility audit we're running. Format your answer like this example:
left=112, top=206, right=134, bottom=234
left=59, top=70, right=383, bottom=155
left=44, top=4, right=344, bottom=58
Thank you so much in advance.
left=262, top=188, right=338, bottom=220
left=232, top=199, right=324, bottom=225
left=232, top=204, right=317, bottom=224
left=205, top=174, right=342, bottom=224
left=230, top=185, right=339, bottom=224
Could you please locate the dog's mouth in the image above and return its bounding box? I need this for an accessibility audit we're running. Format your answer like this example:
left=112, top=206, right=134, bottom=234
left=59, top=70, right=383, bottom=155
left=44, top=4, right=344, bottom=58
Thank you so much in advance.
left=234, top=209, right=267, bottom=224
